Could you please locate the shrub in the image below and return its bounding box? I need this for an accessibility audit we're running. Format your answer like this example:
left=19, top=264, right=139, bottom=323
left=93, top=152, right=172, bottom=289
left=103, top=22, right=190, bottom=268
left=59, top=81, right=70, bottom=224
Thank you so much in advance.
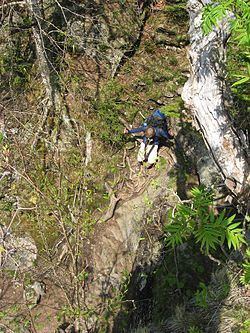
left=164, top=186, right=246, bottom=255
left=94, top=79, right=126, bottom=147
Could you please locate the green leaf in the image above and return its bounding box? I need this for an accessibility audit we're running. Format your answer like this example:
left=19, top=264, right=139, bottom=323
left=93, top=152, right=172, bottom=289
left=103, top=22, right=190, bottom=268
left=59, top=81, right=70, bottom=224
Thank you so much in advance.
left=227, top=222, right=241, bottom=230
left=226, top=219, right=245, bottom=250
left=195, top=224, right=222, bottom=254
left=232, top=76, right=250, bottom=86
left=226, top=214, right=236, bottom=225
left=216, top=209, right=226, bottom=224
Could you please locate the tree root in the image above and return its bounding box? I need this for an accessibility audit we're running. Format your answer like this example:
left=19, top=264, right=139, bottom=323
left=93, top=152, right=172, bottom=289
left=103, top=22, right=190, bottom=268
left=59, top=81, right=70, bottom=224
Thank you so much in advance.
left=98, top=182, right=121, bottom=223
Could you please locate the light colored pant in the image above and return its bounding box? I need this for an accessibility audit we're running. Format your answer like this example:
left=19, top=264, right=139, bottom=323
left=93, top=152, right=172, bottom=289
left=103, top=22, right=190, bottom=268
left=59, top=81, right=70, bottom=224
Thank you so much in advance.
left=137, top=142, right=158, bottom=164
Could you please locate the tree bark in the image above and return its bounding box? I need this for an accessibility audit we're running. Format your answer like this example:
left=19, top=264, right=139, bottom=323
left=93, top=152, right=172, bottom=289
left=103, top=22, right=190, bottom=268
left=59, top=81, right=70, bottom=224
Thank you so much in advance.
left=182, top=0, right=249, bottom=196
left=26, top=0, right=55, bottom=108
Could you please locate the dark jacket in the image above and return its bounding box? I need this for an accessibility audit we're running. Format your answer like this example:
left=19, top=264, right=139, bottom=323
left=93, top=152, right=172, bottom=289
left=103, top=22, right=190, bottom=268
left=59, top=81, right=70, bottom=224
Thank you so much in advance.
left=128, top=126, right=170, bottom=145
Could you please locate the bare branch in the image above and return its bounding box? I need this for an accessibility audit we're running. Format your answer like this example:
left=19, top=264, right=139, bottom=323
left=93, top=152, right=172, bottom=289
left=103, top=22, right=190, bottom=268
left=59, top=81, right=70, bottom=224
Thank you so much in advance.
left=0, top=1, right=26, bottom=9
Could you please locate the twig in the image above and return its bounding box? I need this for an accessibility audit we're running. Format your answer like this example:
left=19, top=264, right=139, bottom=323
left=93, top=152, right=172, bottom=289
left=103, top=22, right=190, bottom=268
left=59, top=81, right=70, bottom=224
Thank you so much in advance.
left=0, top=1, right=26, bottom=8
left=174, top=246, right=181, bottom=295
left=207, top=253, right=222, bottom=265
left=0, top=323, right=15, bottom=333
left=139, top=111, right=145, bottom=119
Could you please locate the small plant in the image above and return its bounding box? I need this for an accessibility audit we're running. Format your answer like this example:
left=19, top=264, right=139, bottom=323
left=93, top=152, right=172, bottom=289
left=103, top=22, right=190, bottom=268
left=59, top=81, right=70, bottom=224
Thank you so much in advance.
left=240, top=248, right=250, bottom=285
left=155, top=156, right=167, bottom=171
left=164, top=3, right=189, bottom=21
left=168, top=56, right=178, bottom=66
left=188, top=326, right=203, bottom=333
left=195, top=282, right=208, bottom=308
left=240, top=319, right=250, bottom=333
left=164, top=186, right=246, bottom=255
left=94, top=79, right=126, bottom=147
left=160, top=100, right=183, bottom=118
left=202, top=0, right=250, bottom=86
left=143, top=195, right=153, bottom=209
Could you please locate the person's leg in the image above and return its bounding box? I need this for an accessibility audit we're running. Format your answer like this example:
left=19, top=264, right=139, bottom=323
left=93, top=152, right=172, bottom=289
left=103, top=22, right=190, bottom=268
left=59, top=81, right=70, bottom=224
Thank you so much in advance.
left=147, top=144, right=158, bottom=166
left=137, top=142, right=146, bottom=163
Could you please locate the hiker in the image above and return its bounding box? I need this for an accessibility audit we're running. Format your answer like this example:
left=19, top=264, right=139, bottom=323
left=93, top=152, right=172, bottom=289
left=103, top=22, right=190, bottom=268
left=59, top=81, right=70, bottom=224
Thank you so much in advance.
left=124, top=110, right=172, bottom=167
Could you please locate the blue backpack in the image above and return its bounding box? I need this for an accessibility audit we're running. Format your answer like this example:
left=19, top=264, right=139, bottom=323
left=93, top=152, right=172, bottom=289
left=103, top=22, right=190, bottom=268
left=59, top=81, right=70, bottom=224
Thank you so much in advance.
left=143, top=109, right=168, bottom=131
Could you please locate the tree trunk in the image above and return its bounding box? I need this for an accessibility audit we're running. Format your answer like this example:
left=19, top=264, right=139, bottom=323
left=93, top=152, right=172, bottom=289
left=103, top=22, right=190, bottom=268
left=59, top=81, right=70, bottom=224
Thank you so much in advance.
left=26, top=0, right=55, bottom=109
left=26, top=0, right=65, bottom=146
left=182, top=0, right=249, bottom=196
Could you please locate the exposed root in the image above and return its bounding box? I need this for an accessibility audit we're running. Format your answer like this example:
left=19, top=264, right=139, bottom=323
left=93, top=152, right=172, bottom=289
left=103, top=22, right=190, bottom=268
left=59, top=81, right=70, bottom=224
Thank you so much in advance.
left=117, top=148, right=127, bottom=168
left=126, top=156, right=136, bottom=180
left=98, top=182, right=121, bottom=223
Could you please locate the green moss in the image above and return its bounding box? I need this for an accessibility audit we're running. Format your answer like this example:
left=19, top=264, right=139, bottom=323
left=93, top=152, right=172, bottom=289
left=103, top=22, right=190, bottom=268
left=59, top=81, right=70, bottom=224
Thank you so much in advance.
left=164, top=3, right=189, bottom=22
left=160, top=99, right=183, bottom=118
left=168, top=55, right=178, bottom=66
left=144, top=40, right=157, bottom=54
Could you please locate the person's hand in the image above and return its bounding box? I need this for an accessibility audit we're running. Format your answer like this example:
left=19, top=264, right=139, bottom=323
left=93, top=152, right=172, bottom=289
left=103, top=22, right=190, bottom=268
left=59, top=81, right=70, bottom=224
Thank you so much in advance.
left=124, top=128, right=129, bottom=134
left=168, top=129, right=174, bottom=138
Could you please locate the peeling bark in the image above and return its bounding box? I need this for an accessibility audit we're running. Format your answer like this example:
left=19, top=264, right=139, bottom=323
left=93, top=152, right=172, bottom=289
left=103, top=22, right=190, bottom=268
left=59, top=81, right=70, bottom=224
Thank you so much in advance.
left=182, top=0, right=249, bottom=196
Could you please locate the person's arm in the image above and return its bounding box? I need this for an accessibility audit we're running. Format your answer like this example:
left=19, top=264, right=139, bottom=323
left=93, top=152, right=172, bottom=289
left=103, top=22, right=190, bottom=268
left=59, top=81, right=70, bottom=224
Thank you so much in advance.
left=127, top=126, right=146, bottom=134
left=157, top=128, right=171, bottom=139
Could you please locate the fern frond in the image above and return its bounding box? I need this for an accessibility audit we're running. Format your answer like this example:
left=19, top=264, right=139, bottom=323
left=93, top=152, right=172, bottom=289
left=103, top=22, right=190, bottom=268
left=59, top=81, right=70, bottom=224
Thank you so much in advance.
left=194, top=224, right=222, bottom=254
left=164, top=218, right=191, bottom=248
left=202, top=3, right=229, bottom=35
left=225, top=215, right=245, bottom=250
left=240, top=249, right=250, bottom=285
left=164, top=187, right=246, bottom=256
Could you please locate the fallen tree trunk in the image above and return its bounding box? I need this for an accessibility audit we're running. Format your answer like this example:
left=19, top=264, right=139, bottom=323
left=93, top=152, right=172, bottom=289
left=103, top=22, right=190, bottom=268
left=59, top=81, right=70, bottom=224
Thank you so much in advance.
left=182, top=0, right=249, bottom=196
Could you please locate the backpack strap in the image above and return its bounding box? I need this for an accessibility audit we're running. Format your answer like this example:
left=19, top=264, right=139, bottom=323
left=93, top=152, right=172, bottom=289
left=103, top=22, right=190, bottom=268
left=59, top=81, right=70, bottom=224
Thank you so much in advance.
left=144, top=138, right=155, bottom=162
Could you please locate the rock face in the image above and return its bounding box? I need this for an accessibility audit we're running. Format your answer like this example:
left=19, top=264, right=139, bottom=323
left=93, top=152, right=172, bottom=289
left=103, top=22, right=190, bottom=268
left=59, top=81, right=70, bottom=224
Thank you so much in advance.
left=80, top=169, right=176, bottom=332
left=177, top=128, right=222, bottom=187
left=0, top=226, right=37, bottom=271
left=182, top=0, right=249, bottom=195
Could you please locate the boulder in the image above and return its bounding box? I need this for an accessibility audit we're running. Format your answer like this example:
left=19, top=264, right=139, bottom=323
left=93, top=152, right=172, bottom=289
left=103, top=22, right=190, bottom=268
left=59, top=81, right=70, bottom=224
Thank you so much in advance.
left=0, top=225, right=37, bottom=272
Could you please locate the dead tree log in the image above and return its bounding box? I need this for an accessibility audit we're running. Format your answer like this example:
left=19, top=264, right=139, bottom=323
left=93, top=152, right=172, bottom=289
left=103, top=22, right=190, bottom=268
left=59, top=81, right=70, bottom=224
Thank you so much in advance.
left=182, top=0, right=249, bottom=196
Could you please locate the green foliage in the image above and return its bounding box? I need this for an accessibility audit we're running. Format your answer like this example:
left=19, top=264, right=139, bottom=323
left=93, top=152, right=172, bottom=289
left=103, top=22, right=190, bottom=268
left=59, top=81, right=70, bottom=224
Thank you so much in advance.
left=164, top=3, right=189, bottom=21
left=202, top=0, right=250, bottom=39
left=202, top=0, right=250, bottom=86
left=202, top=3, right=228, bottom=35
left=240, top=319, right=250, bottom=333
left=94, top=79, right=126, bottom=147
left=188, top=326, right=203, bottom=333
left=57, top=305, right=95, bottom=322
left=195, top=282, right=208, bottom=308
left=0, top=34, right=34, bottom=90
left=155, top=156, right=167, bottom=171
left=164, top=186, right=245, bottom=254
left=240, top=248, right=250, bottom=285
left=160, top=100, right=182, bottom=118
